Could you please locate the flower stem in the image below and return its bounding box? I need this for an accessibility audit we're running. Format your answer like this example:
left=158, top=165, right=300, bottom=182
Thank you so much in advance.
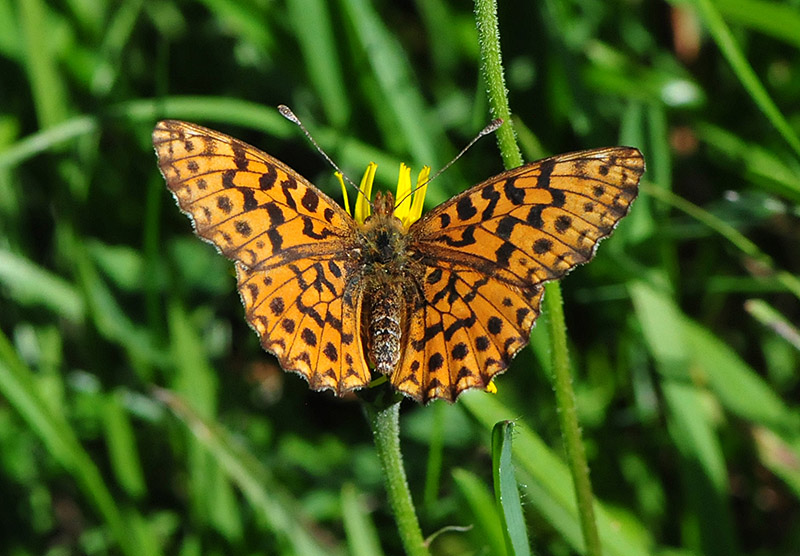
left=546, top=282, right=602, bottom=556
left=474, top=1, right=603, bottom=555
left=365, top=399, right=429, bottom=556
left=473, top=0, right=522, bottom=169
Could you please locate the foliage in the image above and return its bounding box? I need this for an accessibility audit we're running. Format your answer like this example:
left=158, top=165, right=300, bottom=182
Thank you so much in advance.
left=1, top=0, right=799, bottom=554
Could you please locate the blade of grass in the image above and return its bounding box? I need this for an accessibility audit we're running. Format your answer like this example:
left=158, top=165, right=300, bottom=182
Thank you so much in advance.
left=339, top=0, right=444, bottom=171
left=69, top=231, right=166, bottom=370
left=194, top=0, right=274, bottom=50
left=342, top=483, right=385, bottom=556
left=753, top=426, right=800, bottom=497
left=460, top=392, right=654, bottom=556
left=91, top=0, right=145, bottom=96
left=0, top=248, right=86, bottom=322
left=0, top=329, right=156, bottom=556
left=103, top=390, right=147, bottom=499
left=167, top=300, right=243, bottom=541
left=642, top=182, right=800, bottom=301
left=684, top=310, right=800, bottom=435
left=452, top=468, right=508, bottom=556
left=155, top=388, right=343, bottom=556
left=492, top=421, right=532, bottom=556
left=422, top=400, right=445, bottom=508
left=475, top=2, right=602, bottom=554
left=18, top=0, right=70, bottom=127
left=715, top=0, right=800, bottom=49
left=696, top=122, right=800, bottom=202
left=745, top=299, right=800, bottom=352
left=688, top=0, right=800, bottom=157
left=287, top=0, right=350, bottom=127
left=630, top=281, right=738, bottom=556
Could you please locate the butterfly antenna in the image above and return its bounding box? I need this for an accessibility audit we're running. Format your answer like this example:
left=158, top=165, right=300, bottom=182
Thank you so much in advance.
left=278, top=105, right=368, bottom=200
left=395, top=118, right=504, bottom=208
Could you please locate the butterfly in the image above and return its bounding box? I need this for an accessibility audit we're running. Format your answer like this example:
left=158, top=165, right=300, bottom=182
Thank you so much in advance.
left=153, top=119, right=644, bottom=403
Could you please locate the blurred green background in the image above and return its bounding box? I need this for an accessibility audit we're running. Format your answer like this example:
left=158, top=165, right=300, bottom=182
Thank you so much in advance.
left=1, top=0, right=799, bottom=555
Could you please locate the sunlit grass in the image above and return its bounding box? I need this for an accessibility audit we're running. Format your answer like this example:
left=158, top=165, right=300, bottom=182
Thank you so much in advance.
left=1, top=1, right=799, bottom=555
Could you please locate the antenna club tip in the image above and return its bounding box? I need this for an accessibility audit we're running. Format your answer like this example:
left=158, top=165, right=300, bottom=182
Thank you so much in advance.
left=483, top=118, right=504, bottom=135
left=278, top=104, right=300, bottom=125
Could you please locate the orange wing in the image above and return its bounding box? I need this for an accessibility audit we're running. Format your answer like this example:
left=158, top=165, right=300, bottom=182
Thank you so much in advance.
left=394, top=147, right=644, bottom=402
left=153, top=120, right=370, bottom=395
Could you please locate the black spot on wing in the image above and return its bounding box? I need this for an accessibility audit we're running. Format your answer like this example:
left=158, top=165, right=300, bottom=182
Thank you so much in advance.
left=456, top=197, right=477, bottom=221
left=526, top=205, right=544, bottom=229
left=217, top=195, right=232, bottom=214
left=242, top=189, right=258, bottom=211
left=480, top=184, right=501, bottom=220
left=441, top=227, right=476, bottom=247
left=260, top=166, right=277, bottom=190
left=494, top=241, right=515, bottom=267
left=533, top=238, right=552, bottom=254
left=232, top=144, right=248, bottom=170
left=235, top=220, right=252, bottom=237
left=222, top=169, right=236, bottom=189
left=265, top=202, right=285, bottom=225
left=554, top=215, right=572, bottom=234
left=503, top=177, right=525, bottom=205
left=537, top=159, right=555, bottom=189
left=302, top=188, right=319, bottom=212
left=495, top=216, right=519, bottom=240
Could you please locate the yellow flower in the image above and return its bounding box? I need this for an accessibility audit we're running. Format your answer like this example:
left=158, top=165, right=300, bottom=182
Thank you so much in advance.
left=338, top=163, right=431, bottom=227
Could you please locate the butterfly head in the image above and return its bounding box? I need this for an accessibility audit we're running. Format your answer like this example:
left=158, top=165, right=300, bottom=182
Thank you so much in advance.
left=372, top=191, right=396, bottom=216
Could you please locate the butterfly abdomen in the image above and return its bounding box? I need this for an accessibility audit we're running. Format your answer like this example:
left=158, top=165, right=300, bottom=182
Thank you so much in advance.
left=366, top=282, right=404, bottom=374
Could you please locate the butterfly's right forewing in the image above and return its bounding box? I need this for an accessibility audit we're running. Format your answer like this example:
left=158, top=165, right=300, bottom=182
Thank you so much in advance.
left=395, top=147, right=644, bottom=402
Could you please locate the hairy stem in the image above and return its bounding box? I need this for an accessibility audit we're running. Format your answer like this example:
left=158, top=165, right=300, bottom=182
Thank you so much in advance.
left=365, top=399, right=429, bottom=556
left=475, top=1, right=603, bottom=554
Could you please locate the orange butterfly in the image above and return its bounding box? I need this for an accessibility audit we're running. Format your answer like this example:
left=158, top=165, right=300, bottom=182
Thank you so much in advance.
left=154, top=120, right=643, bottom=403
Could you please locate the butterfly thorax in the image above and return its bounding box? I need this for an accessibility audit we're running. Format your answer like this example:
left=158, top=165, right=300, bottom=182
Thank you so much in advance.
left=359, top=191, right=415, bottom=375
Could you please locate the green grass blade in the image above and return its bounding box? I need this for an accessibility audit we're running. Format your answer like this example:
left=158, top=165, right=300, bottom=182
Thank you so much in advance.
left=492, top=421, right=532, bottom=556
left=684, top=316, right=800, bottom=434
left=630, top=281, right=738, bottom=556
left=753, top=427, right=800, bottom=497
left=745, top=299, right=800, bottom=352
left=642, top=182, right=800, bottom=301
left=715, top=0, right=800, bottom=49
left=287, top=0, right=350, bottom=127
left=461, top=392, right=654, bottom=556
left=0, top=329, right=155, bottom=556
left=696, top=122, right=800, bottom=202
left=0, top=248, right=85, bottom=322
left=422, top=400, right=446, bottom=507
left=341, top=483, right=385, bottom=556
left=452, top=468, right=508, bottom=556
left=339, top=0, right=444, bottom=169
left=167, top=301, right=243, bottom=540
left=103, top=390, right=147, bottom=499
left=690, top=0, right=800, bottom=157
left=156, top=388, right=343, bottom=556
left=18, top=0, right=70, bottom=127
